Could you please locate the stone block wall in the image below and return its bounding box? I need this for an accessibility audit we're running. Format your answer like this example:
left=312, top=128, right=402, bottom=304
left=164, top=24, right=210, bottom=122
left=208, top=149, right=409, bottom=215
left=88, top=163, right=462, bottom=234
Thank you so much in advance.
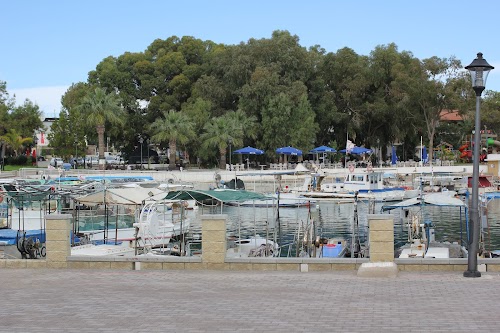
left=367, top=214, right=395, bottom=262
left=201, top=214, right=227, bottom=266
left=45, top=214, right=72, bottom=268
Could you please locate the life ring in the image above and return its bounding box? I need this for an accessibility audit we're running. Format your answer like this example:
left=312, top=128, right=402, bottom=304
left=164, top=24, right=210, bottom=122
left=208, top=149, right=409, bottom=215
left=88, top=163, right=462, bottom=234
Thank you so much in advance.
left=367, top=163, right=373, bottom=172
left=348, top=164, right=355, bottom=173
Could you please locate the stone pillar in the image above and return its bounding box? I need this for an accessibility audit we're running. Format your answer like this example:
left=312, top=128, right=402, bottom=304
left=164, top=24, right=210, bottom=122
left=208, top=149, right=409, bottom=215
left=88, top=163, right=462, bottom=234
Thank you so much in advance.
left=357, top=214, right=398, bottom=278
left=45, top=214, right=72, bottom=268
left=201, top=215, right=227, bottom=266
left=368, top=214, right=395, bottom=262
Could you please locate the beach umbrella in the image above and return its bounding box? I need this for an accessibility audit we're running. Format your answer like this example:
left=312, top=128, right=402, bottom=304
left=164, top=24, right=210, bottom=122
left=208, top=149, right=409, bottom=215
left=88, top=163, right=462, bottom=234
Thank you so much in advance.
left=391, top=146, right=397, bottom=165
left=233, top=146, right=264, bottom=169
left=422, top=146, right=428, bottom=163
left=310, top=145, right=336, bottom=165
left=309, top=145, right=337, bottom=153
left=275, top=146, right=302, bottom=156
left=276, top=146, right=302, bottom=165
left=233, top=146, right=265, bottom=155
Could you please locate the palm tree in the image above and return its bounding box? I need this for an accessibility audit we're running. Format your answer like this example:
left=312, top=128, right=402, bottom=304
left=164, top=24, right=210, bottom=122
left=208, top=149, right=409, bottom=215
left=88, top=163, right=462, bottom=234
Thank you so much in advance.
left=0, top=129, right=33, bottom=157
left=77, top=87, right=125, bottom=168
left=227, top=109, right=258, bottom=141
left=149, top=110, right=195, bottom=170
left=201, top=114, right=243, bottom=169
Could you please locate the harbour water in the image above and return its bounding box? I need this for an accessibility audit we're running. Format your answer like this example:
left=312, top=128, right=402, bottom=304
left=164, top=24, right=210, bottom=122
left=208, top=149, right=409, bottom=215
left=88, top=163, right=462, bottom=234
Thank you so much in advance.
left=187, top=197, right=500, bottom=256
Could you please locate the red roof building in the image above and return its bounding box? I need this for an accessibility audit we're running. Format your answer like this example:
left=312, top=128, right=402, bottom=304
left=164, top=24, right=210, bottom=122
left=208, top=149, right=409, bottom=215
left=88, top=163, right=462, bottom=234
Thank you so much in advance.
left=439, top=109, right=464, bottom=122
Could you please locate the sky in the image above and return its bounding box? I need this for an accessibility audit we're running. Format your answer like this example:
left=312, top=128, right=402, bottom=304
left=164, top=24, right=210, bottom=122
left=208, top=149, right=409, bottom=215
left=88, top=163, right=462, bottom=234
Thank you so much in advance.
left=3, top=0, right=500, bottom=117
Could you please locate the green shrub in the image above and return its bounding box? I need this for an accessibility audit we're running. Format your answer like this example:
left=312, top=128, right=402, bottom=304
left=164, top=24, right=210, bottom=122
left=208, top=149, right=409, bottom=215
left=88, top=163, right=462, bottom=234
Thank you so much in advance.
left=16, top=155, right=27, bottom=165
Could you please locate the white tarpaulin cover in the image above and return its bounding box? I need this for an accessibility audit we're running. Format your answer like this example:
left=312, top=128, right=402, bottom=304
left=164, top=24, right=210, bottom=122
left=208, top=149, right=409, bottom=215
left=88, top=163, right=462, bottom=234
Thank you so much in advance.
left=382, top=192, right=465, bottom=211
left=76, top=188, right=164, bottom=205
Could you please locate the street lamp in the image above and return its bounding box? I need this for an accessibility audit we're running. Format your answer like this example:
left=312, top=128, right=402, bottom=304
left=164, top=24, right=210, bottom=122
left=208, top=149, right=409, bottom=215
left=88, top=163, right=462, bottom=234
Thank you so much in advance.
left=464, top=52, right=494, bottom=278
left=147, top=138, right=150, bottom=169
left=228, top=138, right=232, bottom=170
left=139, top=136, right=144, bottom=170
left=74, top=138, right=78, bottom=169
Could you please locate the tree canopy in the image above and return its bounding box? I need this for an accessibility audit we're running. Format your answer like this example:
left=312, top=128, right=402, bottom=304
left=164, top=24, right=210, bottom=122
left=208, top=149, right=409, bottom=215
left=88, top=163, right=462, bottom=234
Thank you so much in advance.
left=9, top=30, right=494, bottom=167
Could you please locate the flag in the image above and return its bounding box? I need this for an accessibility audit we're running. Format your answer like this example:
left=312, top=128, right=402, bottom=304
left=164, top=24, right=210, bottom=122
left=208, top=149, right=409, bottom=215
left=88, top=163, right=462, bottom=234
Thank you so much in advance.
left=346, top=140, right=355, bottom=154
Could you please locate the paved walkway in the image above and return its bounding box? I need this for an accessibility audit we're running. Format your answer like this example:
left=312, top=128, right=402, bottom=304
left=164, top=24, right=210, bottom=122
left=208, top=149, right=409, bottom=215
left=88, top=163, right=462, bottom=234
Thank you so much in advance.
left=0, top=269, right=498, bottom=332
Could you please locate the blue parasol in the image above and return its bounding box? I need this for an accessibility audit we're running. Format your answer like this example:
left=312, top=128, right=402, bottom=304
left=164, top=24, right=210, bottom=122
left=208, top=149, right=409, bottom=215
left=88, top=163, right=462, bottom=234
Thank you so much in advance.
left=339, top=146, right=372, bottom=154
left=422, top=146, right=428, bottom=163
left=233, top=146, right=265, bottom=155
left=309, top=145, right=337, bottom=153
left=391, top=146, right=397, bottom=165
left=276, top=146, right=303, bottom=156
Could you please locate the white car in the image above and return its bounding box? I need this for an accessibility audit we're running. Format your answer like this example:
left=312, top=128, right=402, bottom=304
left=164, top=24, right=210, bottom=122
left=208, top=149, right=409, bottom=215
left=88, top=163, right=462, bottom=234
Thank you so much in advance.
left=105, top=156, right=121, bottom=165
left=85, top=156, right=99, bottom=166
left=49, top=157, right=64, bottom=167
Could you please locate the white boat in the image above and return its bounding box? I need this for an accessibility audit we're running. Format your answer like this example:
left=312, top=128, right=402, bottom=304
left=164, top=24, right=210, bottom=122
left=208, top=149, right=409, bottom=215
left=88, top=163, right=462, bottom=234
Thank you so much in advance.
left=71, top=243, right=135, bottom=256
left=382, top=192, right=469, bottom=259
left=71, top=200, right=194, bottom=256
left=138, top=201, right=191, bottom=239
left=297, top=169, right=406, bottom=202
left=73, top=186, right=192, bottom=250
left=226, top=235, right=279, bottom=257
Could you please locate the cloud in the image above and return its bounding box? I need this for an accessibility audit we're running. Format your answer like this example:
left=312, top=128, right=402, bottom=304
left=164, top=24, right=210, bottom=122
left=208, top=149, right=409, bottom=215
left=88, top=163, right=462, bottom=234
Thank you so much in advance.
left=9, top=86, right=69, bottom=117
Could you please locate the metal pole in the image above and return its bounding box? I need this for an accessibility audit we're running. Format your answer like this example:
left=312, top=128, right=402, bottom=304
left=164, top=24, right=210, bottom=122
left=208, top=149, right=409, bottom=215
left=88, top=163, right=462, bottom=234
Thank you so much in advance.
left=139, top=137, right=143, bottom=170
left=464, top=94, right=482, bottom=278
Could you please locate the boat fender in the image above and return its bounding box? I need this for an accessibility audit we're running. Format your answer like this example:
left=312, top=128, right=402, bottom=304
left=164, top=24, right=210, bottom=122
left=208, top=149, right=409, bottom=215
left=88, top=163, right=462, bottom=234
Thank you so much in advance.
left=0, top=187, right=3, bottom=203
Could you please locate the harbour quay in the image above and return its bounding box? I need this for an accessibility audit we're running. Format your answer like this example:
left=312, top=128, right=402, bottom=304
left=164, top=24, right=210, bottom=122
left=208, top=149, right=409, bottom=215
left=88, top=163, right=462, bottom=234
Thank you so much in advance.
left=0, top=268, right=499, bottom=332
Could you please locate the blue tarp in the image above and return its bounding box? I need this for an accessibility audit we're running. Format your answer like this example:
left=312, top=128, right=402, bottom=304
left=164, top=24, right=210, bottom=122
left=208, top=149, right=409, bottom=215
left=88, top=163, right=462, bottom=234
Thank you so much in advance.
left=0, top=229, right=46, bottom=245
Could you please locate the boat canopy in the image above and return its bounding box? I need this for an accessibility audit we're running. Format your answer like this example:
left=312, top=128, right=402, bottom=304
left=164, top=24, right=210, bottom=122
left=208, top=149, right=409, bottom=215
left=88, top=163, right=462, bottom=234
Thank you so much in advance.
left=381, top=192, right=466, bottom=211
left=163, top=189, right=269, bottom=202
left=76, top=188, right=164, bottom=205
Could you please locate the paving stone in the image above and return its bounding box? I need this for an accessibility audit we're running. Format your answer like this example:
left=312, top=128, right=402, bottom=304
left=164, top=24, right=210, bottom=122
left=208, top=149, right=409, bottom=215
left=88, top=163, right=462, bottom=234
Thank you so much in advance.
left=0, top=269, right=498, bottom=332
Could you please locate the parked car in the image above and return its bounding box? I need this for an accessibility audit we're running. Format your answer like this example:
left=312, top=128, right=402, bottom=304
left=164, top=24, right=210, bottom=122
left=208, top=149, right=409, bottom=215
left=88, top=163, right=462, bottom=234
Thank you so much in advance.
left=69, top=157, right=85, bottom=167
left=105, top=156, right=120, bottom=165
left=85, top=156, right=99, bottom=167
left=49, top=157, right=64, bottom=167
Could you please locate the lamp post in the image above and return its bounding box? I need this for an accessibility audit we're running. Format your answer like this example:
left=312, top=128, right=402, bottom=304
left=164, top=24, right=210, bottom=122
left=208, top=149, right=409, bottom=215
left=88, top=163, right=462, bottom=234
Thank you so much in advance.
left=147, top=138, right=150, bottom=170
left=464, top=52, right=494, bottom=278
left=139, top=136, right=144, bottom=170
left=74, top=136, right=78, bottom=169
left=228, top=138, right=232, bottom=171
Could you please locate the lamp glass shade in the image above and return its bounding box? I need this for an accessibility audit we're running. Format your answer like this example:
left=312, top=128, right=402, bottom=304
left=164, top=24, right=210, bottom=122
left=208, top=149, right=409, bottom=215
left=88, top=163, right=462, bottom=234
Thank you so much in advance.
left=465, top=52, right=494, bottom=88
